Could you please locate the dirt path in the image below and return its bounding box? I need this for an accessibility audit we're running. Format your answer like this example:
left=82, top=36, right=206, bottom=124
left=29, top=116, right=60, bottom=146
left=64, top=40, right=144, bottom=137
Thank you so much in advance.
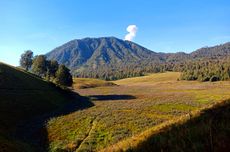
left=76, top=116, right=98, bottom=151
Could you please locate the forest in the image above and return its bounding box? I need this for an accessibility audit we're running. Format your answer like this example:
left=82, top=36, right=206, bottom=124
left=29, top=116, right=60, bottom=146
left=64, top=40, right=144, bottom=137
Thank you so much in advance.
left=180, top=57, right=230, bottom=82
left=75, top=57, right=230, bottom=82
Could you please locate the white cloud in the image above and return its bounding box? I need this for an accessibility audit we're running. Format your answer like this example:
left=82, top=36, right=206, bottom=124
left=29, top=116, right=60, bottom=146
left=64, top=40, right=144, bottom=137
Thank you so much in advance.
left=124, top=25, right=138, bottom=41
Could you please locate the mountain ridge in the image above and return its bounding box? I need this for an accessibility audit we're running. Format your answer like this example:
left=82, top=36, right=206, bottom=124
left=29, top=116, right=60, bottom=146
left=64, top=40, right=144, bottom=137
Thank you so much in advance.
left=46, top=37, right=230, bottom=79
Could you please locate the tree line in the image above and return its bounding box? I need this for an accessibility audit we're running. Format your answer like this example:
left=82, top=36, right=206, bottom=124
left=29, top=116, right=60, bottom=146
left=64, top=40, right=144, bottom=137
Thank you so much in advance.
left=73, top=62, right=186, bottom=80
left=180, top=58, right=230, bottom=82
left=75, top=58, right=230, bottom=82
left=20, top=50, right=73, bottom=86
left=20, top=50, right=230, bottom=83
left=74, top=61, right=167, bottom=80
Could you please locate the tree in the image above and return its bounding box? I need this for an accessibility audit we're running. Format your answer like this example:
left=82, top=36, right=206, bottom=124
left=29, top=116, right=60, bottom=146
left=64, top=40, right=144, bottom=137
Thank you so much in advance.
left=46, top=60, right=59, bottom=80
left=31, top=55, right=47, bottom=77
left=55, top=65, right=73, bottom=86
left=20, top=50, right=33, bottom=71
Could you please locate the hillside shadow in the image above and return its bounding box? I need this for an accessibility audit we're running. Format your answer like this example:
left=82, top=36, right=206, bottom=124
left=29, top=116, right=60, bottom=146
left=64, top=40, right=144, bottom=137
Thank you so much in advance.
left=89, top=94, right=136, bottom=101
left=14, top=91, right=94, bottom=152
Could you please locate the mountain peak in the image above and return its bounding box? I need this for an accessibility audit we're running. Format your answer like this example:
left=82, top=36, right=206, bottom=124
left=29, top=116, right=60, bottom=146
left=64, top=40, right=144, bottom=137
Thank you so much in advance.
left=46, top=37, right=157, bottom=70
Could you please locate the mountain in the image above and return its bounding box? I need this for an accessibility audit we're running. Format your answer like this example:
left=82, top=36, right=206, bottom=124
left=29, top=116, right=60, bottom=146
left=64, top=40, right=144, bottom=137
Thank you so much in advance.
left=46, top=37, right=164, bottom=69
left=46, top=37, right=164, bottom=77
left=191, top=42, right=230, bottom=58
left=46, top=37, right=230, bottom=80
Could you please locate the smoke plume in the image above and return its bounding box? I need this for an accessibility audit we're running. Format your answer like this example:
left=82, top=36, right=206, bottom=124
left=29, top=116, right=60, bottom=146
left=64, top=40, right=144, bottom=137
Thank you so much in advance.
left=124, top=25, right=138, bottom=41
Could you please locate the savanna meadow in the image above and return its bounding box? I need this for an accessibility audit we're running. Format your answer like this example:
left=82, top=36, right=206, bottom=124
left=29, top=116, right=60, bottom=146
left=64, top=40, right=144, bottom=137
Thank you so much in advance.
left=49, top=72, right=230, bottom=151
left=1, top=0, right=230, bottom=152
left=1, top=63, right=230, bottom=151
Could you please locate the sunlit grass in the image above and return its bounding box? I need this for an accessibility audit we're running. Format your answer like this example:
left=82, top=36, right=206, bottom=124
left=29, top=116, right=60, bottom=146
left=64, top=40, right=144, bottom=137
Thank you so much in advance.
left=73, top=78, right=116, bottom=89
left=104, top=100, right=230, bottom=152
left=46, top=72, right=230, bottom=151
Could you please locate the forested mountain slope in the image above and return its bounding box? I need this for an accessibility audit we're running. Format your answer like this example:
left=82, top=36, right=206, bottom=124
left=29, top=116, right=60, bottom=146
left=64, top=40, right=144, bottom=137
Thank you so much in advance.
left=46, top=37, right=230, bottom=80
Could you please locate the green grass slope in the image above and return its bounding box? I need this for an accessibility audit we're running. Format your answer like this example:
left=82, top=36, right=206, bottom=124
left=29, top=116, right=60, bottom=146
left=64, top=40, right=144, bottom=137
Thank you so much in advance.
left=0, top=62, right=80, bottom=151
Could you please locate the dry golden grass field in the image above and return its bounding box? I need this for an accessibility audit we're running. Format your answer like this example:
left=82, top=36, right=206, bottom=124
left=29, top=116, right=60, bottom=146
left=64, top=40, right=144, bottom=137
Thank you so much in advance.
left=72, top=78, right=116, bottom=89
left=46, top=72, right=230, bottom=151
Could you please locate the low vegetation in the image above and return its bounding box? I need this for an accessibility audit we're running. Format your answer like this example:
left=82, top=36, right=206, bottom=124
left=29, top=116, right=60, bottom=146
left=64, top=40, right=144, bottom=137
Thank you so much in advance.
left=45, top=72, right=230, bottom=151
left=104, top=99, right=230, bottom=152
left=73, top=78, right=116, bottom=89
left=1, top=61, right=230, bottom=151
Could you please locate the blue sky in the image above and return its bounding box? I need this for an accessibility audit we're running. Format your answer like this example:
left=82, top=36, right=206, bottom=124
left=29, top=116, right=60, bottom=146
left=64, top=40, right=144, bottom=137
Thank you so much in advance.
left=0, top=0, right=230, bottom=66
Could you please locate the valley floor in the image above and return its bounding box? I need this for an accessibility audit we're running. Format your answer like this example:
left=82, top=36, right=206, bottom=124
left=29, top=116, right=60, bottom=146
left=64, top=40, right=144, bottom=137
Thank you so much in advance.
left=46, top=72, right=230, bottom=151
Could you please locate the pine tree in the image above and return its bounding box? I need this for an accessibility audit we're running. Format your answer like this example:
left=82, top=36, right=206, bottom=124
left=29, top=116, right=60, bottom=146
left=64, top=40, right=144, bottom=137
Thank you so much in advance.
left=55, top=65, right=73, bottom=86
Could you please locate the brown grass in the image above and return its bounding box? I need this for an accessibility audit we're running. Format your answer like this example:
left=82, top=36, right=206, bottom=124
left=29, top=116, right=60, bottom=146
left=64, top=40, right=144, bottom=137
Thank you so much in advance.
left=73, top=78, right=116, bottom=89
left=101, top=99, right=230, bottom=152
left=46, top=72, right=230, bottom=151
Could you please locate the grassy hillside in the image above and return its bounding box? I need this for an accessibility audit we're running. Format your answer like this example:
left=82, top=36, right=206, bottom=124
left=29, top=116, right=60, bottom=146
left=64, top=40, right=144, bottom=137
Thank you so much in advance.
left=73, top=78, right=116, bottom=89
left=114, top=72, right=180, bottom=84
left=0, top=62, right=81, bottom=151
left=45, top=72, right=230, bottom=151
left=2, top=66, right=229, bottom=151
left=104, top=100, right=230, bottom=152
